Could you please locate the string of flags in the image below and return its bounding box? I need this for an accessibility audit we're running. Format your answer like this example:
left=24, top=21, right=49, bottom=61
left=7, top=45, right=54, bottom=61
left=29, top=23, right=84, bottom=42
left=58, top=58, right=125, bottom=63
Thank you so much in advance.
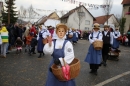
left=60, top=0, right=108, bottom=9
left=18, top=0, right=109, bottom=19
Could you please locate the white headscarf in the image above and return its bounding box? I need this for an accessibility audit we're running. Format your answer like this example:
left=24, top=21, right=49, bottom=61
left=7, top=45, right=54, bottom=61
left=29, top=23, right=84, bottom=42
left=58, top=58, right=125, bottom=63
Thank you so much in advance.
left=42, top=25, right=47, bottom=30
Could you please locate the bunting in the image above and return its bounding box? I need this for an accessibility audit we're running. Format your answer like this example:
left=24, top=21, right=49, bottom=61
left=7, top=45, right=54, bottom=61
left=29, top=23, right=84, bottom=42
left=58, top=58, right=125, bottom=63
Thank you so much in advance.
left=60, top=0, right=108, bottom=9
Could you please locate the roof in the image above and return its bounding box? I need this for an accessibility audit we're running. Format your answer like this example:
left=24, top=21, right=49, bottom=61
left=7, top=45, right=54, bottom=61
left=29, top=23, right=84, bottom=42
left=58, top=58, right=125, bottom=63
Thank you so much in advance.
left=93, top=14, right=113, bottom=24
left=36, top=16, right=48, bottom=25
left=121, top=0, right=130, bottom=4
left=47, top=12, right=60, bottom=20
left=60, top=5, right=95, bottom=20
left=36, top=12, right=60, bottom=25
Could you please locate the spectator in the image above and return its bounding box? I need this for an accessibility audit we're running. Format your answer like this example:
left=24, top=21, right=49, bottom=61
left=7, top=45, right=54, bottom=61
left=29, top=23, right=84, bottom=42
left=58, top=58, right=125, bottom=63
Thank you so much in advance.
left=0, top=24, right=9, bottom=58
left=127, top=28, right=130, bottom=46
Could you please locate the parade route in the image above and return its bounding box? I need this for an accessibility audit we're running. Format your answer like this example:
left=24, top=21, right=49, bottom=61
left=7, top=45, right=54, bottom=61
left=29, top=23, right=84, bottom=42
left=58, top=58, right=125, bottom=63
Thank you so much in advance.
left=0, top=40, right=130, bottom=86
left=95, top=71, right=130, bottom=86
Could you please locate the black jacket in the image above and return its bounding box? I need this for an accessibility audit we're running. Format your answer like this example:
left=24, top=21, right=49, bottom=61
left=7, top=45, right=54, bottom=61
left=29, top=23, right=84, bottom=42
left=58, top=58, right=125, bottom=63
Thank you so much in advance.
left=31, top=38, right=37, bottom=47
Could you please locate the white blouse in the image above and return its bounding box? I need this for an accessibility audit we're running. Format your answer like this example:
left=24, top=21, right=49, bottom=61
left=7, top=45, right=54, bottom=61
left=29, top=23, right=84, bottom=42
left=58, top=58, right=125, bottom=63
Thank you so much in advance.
left=37, top=29, right=51, bottom=40
left=113, top=31, right=121, bottom=39
left=43, top=38, right=75, bottom=66
left=89, top=30, right=103, bottom=44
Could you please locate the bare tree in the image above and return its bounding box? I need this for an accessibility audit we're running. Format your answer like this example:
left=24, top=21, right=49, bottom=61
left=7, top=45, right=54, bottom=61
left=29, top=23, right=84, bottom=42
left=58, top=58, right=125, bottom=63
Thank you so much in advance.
left=28, top=5, right=36, bottom=21
left=102, top=0, right=113, bottom=25
left=18, top=5, right=27, bottom=20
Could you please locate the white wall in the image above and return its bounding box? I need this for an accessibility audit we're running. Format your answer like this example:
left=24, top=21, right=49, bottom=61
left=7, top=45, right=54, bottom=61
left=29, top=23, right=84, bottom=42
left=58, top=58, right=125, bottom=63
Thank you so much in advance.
left=123, top=5, right=130, bottom=33
left=67, top=6, right=94, bottom=31
left=44, top=19, right=60, bottom=27
left=104, top=15, right=119, bottom=30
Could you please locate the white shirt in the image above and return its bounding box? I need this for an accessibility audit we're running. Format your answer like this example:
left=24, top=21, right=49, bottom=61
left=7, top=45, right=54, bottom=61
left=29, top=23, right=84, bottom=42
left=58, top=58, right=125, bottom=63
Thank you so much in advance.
left=43, top=38, right=74, bottom=66
left=73, top=31, right=78, bottom=38
left=89, top=30, right=103, bottom=44
left=37, top=29, right=50, bottom=40
left=113, top=30, right=121, bottom=39
left=103, top=31, right=113, bottom=45
left=68, top=30, right=73, bottom=35
left=52, top=30, right=58, bottom=40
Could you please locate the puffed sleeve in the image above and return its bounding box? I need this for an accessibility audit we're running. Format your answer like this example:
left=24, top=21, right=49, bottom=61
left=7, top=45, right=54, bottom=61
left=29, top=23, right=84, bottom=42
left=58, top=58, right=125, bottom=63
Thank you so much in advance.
left=110, top=32, right=113, bottom=45
left=59, top=41, right=74, bottom=66
left=42, top=32, right=47, bottom=39
left=47, top=30, right=51, bottom=36
left=43, top=42, right=54, bottom=55
left=97, top=32, right=103, bottom=41
left=113, top=32, right=118, bottom=38
left=89, top=34, right=94, bottom=44
left=37, top=33, right=39, bottom=40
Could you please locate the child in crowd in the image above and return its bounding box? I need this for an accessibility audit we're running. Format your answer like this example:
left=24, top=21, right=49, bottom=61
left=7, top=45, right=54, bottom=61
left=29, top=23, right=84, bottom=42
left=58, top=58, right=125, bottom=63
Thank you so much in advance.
left=25, top=32, right=34, bottom=53
left=29, top=37, right=37, bottom=55
left=15, top=37, right=23, bottom=53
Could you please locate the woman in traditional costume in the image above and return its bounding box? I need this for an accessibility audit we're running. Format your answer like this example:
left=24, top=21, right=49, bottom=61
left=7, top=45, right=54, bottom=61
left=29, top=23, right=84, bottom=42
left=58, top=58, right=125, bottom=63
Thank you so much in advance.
left=43, top=23, right=76, bottom=86
left=37, top=25, right=50, bottom=58
left=84, top=23, right=103, bottom=75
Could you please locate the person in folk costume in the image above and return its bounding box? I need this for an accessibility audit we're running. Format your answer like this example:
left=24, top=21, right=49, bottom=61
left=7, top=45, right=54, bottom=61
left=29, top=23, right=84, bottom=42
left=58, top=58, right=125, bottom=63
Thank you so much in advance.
left=72, top=28, right=77, bottom=45
left=76, top=29, right=80, bottom=42
left=112, top=28, right=121, bottom=51
left=67, top=28, right=73, bottom=42
left=43, top=23, right=76, bottom=86
left=84, top=23, right=103, bottom=75
left=37, top=25, right=51, bottom=58
left=101, top=25, right=113, bottom=66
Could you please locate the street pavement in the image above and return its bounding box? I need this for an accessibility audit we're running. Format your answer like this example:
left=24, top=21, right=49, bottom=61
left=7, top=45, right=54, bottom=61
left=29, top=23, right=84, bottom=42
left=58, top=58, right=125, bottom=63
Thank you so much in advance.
left=0, top=40, right=130, bottom=86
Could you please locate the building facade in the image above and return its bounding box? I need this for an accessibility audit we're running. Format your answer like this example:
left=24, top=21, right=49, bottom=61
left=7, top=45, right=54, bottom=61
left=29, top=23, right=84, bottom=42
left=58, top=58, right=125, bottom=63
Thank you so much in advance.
left=122, top=0, right=130, bottom=33
left=60, top=5, right=95, bottom=31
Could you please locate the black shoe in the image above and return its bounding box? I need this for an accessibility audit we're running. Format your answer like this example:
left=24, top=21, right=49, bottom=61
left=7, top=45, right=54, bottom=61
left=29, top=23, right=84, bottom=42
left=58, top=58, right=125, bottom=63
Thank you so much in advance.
left=103, top=62, right=107, bottom=66
left=6, top=52, right=10, bottom=54
left=33, top=52, right=36, bottom=54
left=43, top=53, right=45, bottom=56
left=93, top=71, right=98, bottom=75
left=89, top=70, right=94, bottom=73
left=38, top=55, right=41, bottom=58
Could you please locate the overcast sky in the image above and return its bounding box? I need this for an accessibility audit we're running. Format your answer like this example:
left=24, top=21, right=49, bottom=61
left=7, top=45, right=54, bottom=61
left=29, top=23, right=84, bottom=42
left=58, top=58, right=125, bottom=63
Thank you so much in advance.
left=2, top=0, right=123, bottom=17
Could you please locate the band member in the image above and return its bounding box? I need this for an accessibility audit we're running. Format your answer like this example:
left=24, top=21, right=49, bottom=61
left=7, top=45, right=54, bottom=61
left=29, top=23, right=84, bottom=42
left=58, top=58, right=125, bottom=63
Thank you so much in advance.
left=43, top=23, right=76, bottom=86
left=102, top=25, right=113, bottom=66
left=84, top=23, right=103, bottom=75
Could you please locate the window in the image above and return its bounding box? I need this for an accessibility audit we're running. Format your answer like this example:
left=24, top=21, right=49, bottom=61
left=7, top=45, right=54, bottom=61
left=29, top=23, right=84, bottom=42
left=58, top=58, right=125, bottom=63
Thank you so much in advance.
left=78, top=12, right=85, bottom=16
left=85, top=20, right=90, bottom=25
left=85, top=27, right=89, bottom=30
